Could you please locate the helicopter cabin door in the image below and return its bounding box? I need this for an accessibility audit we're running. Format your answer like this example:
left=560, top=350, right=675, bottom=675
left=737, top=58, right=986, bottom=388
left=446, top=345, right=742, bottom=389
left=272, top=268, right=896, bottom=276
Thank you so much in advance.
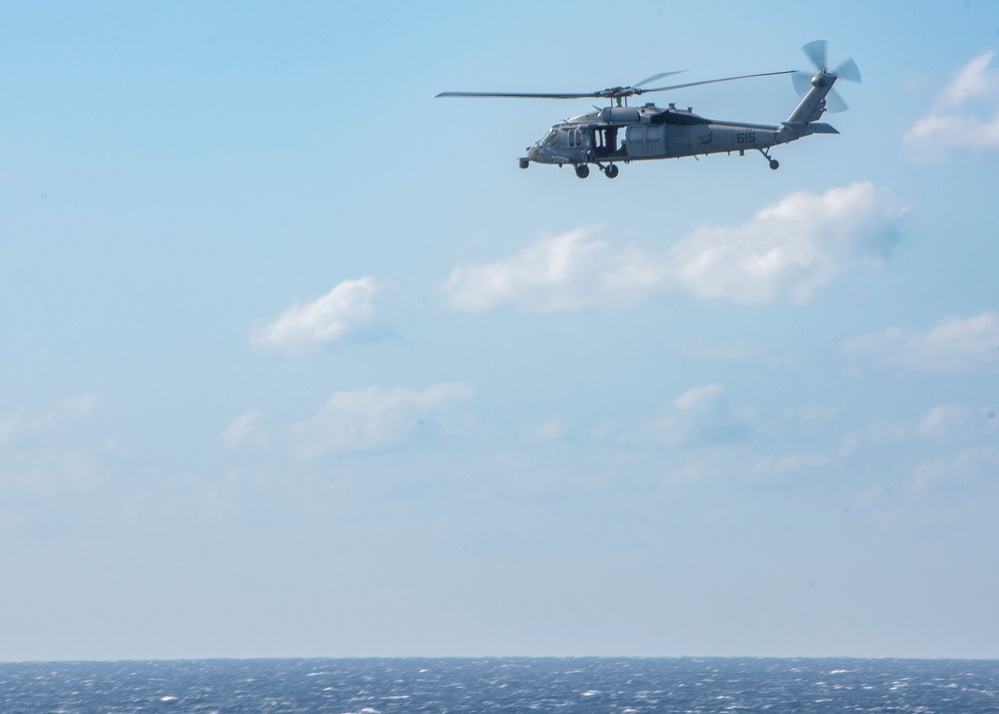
left=625, top=125, right=664, bottom=158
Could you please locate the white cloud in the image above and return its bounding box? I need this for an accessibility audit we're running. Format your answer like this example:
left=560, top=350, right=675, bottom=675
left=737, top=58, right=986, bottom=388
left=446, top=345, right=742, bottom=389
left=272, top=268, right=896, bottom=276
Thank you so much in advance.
left=941, top=51, right=999, bottom=105
left=904, top=51, right=999, bottom=156
left=525, top=417, right=566, bottom=443
left=646, top=383, right=752, bottom=446
left=918, top=403, right=998, bottom=443
left=753, top=453, right=828, bottom=475
left=253, top=277, right=381, bottom=354
left=843, top=311, right=999, bottom=373
left=442, top=226, right=661, bottom=312
left=0, top=397, right=109, bottom=498
left=221, top=410, right=268, bottom=449
left=666, top=182, right=906, bottom=305
left=443, top=183, right=906, bottom=310
left=673, top=383, right=726, bottom=412
left=59, top=395, right=98, bottom=416
left=0, top=395, right=98, bottom=448
left=293, top=383, right=473, bottom=457
left=912, top=447, right=999, bottom=490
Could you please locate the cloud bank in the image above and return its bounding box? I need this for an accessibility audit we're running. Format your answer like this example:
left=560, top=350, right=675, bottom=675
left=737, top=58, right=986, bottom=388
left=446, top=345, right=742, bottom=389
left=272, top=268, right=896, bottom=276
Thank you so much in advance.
left=904, top=51, right=999, bottom=157
left=254, top=277, right=381, bottom=354
left=443, top=183, right=907, bottom=310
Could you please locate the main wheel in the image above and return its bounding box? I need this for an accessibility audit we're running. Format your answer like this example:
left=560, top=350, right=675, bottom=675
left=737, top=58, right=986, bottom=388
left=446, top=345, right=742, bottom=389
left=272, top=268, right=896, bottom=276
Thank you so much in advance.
left=605, top=164, right=619, bottom=179
left=575, top=164, right=590, bottom=179
left=769, top=159, right=779, bottom=170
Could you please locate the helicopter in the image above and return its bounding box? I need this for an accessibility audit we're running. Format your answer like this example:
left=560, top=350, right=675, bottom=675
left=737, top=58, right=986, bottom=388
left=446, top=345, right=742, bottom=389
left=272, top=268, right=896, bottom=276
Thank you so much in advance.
left=436, top=41, right=860, bottom=178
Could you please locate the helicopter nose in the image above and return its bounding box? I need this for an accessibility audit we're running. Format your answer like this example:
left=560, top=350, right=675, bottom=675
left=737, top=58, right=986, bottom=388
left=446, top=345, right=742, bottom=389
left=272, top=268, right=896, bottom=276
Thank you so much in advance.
left=527, top=146, right=540, bottom=161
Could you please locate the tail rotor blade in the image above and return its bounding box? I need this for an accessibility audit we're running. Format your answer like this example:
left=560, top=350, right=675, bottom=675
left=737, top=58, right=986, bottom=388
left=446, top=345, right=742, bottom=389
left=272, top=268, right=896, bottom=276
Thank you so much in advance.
left=802, top=40, right=828, bottom=70
left=834, top=57, right=862, bottom=83
left=824, top=89, right=849, bottom=113
left=791, top=70, right=813, bottom=97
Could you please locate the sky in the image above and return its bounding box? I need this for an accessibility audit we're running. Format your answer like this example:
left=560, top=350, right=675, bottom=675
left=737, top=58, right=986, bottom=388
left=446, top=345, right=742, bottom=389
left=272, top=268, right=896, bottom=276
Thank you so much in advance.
left=2, top=1, right=999, bottom=662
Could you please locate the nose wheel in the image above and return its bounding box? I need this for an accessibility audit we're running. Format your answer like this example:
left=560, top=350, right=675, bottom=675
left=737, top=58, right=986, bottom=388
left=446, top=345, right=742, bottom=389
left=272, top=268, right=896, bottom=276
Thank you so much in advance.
left=575, top=164, right=590, bottom=179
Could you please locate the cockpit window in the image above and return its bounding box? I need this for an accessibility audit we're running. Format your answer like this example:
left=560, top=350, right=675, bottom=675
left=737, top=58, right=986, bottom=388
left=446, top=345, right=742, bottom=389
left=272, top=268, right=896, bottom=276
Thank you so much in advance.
left=542, top=128, right=559, bottom=147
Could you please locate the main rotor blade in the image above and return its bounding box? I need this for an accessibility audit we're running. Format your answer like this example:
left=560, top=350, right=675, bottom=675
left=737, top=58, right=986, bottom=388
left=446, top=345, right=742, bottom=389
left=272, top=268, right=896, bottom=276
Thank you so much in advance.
left=802, top=40, right=828, bottom=70
left=436, top=90, right=601, bottom=99
left=833, top=57, right=862, bottom=83
left=635, top=70, right=794, bottom=94
left=438, top=70, right=794, bottom=102
left=632, top=70, right=686, bottom=88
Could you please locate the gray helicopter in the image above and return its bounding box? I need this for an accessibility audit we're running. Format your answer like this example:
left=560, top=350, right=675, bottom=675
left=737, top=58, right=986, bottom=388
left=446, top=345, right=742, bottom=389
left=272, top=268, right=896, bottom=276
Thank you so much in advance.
left=437, top=41, right=860, bottom=178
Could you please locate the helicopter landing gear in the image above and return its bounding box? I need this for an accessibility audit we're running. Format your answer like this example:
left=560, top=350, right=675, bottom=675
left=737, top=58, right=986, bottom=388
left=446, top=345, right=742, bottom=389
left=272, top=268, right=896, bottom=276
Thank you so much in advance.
left=759, top=148, right=779, bottom=170
left=604, top=163, right=619, bottom=179
left=575, top=164, right=590, bottom=179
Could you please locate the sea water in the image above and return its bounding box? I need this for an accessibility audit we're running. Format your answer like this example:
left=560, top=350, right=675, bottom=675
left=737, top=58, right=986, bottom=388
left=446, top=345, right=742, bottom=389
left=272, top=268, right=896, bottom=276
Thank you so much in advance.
left=1, top=657, right=997, bottom=713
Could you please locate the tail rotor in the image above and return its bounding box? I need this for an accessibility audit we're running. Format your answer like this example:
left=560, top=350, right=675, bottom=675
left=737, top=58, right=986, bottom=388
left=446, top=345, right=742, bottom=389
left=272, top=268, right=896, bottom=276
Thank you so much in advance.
left=793, top=40, right=861, bottom=113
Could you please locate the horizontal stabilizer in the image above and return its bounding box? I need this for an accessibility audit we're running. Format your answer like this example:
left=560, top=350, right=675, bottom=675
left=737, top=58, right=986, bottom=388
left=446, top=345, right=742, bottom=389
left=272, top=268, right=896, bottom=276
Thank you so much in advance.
left=807, top=122, right=838, bottom=134
left=782, top=121, right=839, bottom=137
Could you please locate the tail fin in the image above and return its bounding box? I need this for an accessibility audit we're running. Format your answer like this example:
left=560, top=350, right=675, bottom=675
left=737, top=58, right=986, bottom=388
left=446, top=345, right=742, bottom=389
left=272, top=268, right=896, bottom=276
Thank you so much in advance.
left=786, top=70, right=837, bottom=123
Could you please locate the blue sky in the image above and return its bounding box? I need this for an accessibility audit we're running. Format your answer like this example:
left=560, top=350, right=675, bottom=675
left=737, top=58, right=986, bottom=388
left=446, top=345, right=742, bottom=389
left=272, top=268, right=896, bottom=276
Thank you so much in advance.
left=2, top=1, right=999, bottom=661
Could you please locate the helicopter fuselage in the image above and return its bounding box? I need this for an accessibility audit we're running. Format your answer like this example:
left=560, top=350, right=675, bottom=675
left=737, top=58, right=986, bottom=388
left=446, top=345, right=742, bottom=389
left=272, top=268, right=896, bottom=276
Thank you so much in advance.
left=524, top=101, right=834, bottom=171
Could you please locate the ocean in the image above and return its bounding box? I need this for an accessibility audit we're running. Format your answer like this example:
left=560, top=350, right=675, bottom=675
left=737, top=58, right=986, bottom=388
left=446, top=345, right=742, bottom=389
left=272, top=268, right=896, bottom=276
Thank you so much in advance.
left=1, top=657, right=997, bottom=713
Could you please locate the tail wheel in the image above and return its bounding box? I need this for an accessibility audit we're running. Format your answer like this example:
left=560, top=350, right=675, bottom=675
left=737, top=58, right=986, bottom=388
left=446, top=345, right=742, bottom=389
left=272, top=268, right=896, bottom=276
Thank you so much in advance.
left=575, top=164, right=590, bottom=178
left=769, top=159, right=779, bottom=170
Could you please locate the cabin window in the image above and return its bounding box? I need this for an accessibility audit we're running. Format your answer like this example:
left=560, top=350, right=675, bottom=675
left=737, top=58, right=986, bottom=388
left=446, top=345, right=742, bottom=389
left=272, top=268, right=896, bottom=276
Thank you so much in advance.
left=646, top=126, right=661, bottom=142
